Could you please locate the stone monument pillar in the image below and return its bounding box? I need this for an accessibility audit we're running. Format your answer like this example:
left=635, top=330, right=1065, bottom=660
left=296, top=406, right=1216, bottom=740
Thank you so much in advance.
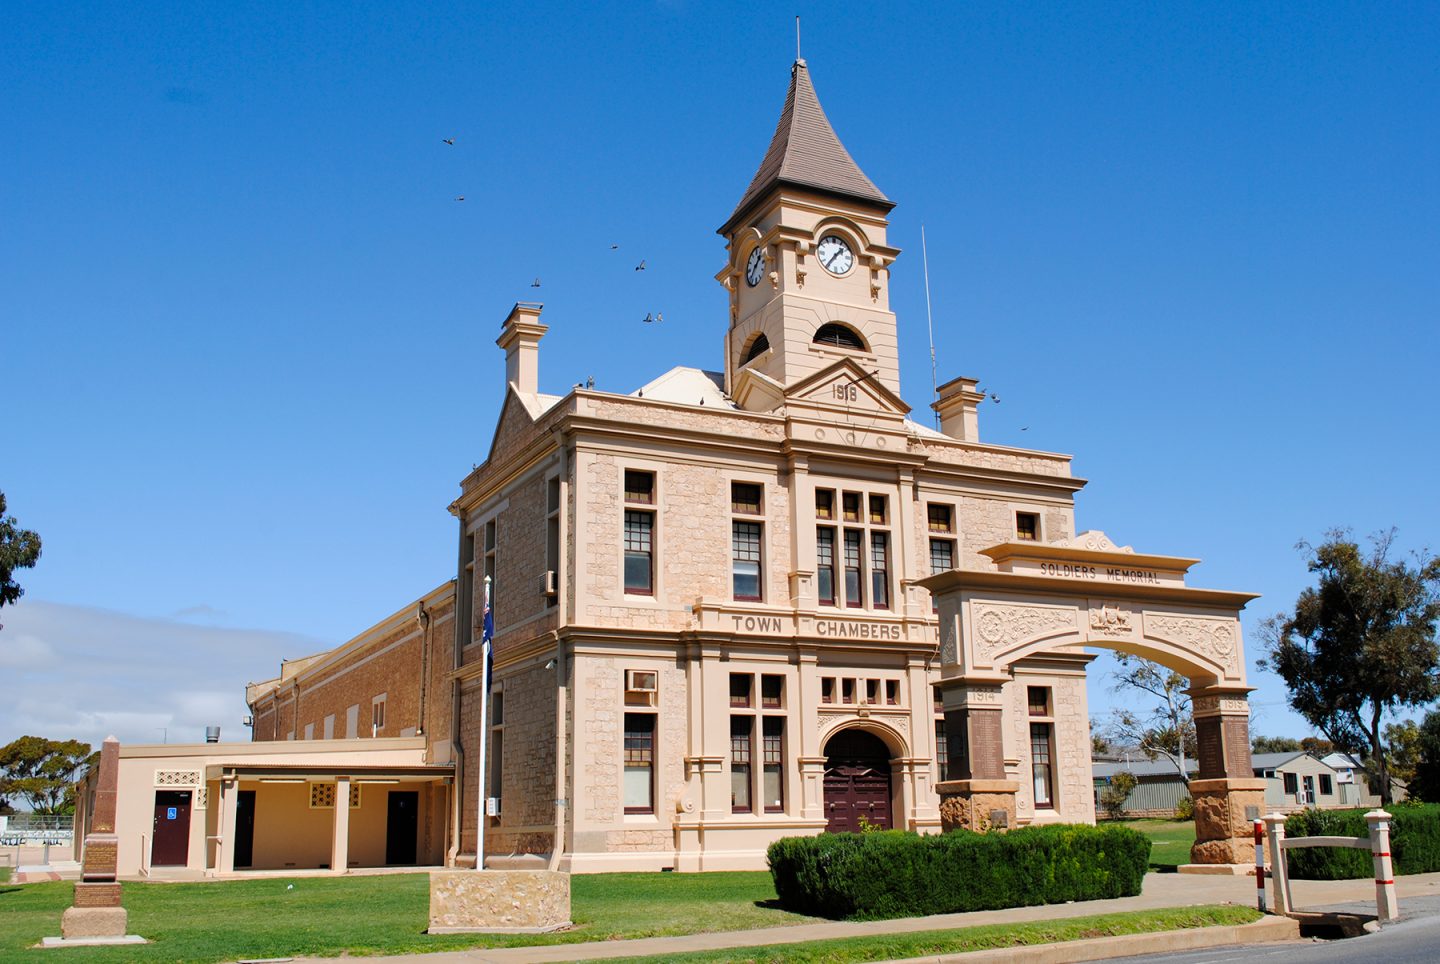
left=1184, top=687, right=1266, bottom=871
left=935, top=676, right=1018, bottom=833
left=48, top=736, right=145, bottom=946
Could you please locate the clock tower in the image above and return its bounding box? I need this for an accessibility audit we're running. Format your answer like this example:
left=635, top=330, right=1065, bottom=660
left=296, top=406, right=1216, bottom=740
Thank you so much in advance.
left=717, top=59, right=903, bottom=413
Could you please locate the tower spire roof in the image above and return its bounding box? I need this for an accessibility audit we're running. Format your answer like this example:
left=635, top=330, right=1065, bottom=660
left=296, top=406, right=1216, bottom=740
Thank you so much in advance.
left=721, top=60, right=892, bottom=235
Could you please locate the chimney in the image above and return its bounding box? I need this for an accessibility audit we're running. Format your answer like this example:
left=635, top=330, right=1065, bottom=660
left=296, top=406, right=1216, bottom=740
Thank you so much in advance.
left=496, top=302, right=548, bottom=395
left=931, top=376, right=985, bottom=441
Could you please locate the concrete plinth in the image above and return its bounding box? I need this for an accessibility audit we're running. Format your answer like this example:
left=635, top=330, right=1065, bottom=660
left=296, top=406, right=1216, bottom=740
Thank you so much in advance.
left=60, top=906, right=129, bottom=939
left=937, top=779, right=1018, bottom=833
left=428, top=870, right=571, bottom=933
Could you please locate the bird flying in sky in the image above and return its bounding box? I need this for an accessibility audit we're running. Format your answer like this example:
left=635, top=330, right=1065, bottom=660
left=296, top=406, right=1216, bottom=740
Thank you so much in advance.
left=635, top=260, right=646, bottom=271
left=443, top=138, right=455, bottom=145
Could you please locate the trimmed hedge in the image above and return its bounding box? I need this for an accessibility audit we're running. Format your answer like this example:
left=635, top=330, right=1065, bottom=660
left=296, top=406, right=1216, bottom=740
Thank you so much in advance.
left=1285, top=803, right=1440, bottom=880
left=767, top=824, right=1151, bottom=920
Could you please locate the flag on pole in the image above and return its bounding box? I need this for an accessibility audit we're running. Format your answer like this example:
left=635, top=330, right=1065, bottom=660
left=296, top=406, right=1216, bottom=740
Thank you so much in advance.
left=481, top=584, right=494, bottom=684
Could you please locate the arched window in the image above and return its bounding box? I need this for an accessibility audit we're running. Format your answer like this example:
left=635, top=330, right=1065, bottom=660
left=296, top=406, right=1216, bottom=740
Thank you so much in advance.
left=741, top=333, right=771, bottom=365
left=812, top=323, right=865, bottom=351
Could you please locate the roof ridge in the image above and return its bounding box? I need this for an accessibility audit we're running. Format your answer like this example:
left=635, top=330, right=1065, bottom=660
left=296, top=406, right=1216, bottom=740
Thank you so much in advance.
left=722, top=61, right=891, bottom=233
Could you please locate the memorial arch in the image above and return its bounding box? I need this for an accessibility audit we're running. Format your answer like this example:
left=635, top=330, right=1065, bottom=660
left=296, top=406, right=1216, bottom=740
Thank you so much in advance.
left=918, top=531, right=1264, bottom=868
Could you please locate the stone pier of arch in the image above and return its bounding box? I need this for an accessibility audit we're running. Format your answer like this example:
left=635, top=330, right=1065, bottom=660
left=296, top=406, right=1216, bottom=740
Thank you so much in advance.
left=917, top=532, right=1263, bottom=870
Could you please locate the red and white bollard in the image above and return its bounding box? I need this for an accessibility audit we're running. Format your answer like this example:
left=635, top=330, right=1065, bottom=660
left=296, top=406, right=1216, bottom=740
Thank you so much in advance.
left=1254, top=818, right=1266, bottom=913
left=1366, top=809, right=1399, bottom=921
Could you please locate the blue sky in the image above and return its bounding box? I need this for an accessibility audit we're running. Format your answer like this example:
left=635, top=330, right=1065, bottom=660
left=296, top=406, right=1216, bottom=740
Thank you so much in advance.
left=3, top=2, right=1437, bottom=749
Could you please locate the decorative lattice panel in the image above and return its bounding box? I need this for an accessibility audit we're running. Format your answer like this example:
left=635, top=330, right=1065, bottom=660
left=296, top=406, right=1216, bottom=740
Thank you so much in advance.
left=308, top=783, right=363, bottom=809
left=309, top=782, right=337, bottom=809
left=194, top=787, right=209, bottom=810
left=154, top=770, right=201, bottom=787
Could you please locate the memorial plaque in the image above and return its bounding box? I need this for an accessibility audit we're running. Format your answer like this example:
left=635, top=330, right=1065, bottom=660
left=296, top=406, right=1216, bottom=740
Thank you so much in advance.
left=1195, top=719, right=1223, bottom=780
left=82, top=837, right=118, bottom=880
left=989, top=809, right=1009, bottom=829
left=1245, top=805, right=1260, bottom=822
left=72, top=883, right=123, bottom=908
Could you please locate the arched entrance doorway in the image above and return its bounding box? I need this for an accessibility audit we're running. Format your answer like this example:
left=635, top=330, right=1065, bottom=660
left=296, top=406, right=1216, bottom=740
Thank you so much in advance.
left=822, top=729, right=892, bottom=833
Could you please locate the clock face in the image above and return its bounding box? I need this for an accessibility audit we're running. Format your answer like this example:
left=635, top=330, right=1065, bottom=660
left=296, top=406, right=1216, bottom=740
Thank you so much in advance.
left=817, top=235, right=854, bottom=275
left=745, top=246, right=765, bottom=287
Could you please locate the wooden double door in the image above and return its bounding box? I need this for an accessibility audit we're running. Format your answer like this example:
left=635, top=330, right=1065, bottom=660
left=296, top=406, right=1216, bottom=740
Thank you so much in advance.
left=823, top=730, right=893, bottom=832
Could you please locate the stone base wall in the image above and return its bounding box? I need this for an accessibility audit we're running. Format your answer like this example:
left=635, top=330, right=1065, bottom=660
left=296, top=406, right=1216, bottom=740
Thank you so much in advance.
left=428, top=870, right=571, bottom=933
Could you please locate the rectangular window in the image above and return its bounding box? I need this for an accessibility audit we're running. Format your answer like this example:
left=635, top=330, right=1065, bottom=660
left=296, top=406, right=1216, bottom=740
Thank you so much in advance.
left=1027, top=686, right=1050, bottom=716
left=1283, top=772, right=1298, bottom=795
left=821, top=677, right=835, bottom=704
left=843, top=530, right=864, bottom=607
left=841, top=678, right=856, bottom=704
left=323, top=714, right=334, bottom=739
left=483, top=519, right=498, bottom=620
left=885, top=679, right=899, bottom=705
left=761, top=675, right=783, bottom=709
left=927, top=504, right=953, bottom=532
left=1016, top=511, right=1039, bottom=541
left=1030, top=723, right=1054, bottom=808
left=303, top=722, right=314, bottom=740
left=763, top=717, right=784, bottom=812
left=729, top=673, right=752, bottom=708
left=868, top=494, right=887, bottom=525
left=870, top=532, right=889, bottom=608
left=929, top=538, right=954, bottom=575
left=491, top=689, right=504, bottom=725
left=842, top=492, right=861, bottom=522
left=490, top=729, right=504, bottom=810
left=1319, top=774, right=1334, bottom=796
left=731, top=717, right=753, bottom=813
left=731, top=482, right=762, bottom=515
left=815, top=489, right=835, bottom=520
left=935, top=720, right=948, bottom=781
left=624, top=510, right=654, bottom=594
left=624, top=470, right=654, bottom=504
left=865, top=679, right=879, bottom=704
left=732, top=521, right=763, bottom=600
left=623, top=714, right=655, bottom=813
left=816, top=528, right=837, bottom=606
left=545, top=477, right=561, bottom=609
left=371, top=696, right=386, bottom=735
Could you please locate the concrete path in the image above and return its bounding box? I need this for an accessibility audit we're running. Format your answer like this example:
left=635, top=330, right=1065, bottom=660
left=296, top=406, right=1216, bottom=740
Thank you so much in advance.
left=351, top=872, right=1440, bottom=964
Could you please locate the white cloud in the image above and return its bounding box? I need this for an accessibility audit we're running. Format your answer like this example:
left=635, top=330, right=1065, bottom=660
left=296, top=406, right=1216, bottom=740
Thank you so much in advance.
left=0, top=599, right=330, bottom=749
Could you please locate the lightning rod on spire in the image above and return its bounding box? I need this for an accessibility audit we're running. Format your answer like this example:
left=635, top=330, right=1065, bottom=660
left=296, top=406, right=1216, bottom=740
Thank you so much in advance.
left=796, top=15, right=801, bottom=62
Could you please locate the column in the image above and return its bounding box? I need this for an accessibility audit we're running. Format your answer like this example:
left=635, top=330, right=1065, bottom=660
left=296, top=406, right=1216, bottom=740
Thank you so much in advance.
left=331, top=777, right=351, bottom=875
left=218, top=776, right=239, bottom=875
left=1186, top=685, right=1266, bottom=868
left=935, top=675, right=1017, bottom=832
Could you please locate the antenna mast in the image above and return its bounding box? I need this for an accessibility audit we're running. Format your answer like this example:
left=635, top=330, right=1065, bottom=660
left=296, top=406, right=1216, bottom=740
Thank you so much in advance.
left=921, top=223, right=940, bottom=427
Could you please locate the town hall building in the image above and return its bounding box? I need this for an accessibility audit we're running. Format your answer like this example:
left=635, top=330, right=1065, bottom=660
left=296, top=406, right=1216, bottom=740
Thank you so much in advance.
left=81, top=58, right=1264, bottom=879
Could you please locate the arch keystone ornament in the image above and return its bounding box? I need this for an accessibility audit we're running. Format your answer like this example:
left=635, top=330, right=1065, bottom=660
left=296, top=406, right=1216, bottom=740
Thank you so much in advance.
left=919, top=533, right=1262, bottom=871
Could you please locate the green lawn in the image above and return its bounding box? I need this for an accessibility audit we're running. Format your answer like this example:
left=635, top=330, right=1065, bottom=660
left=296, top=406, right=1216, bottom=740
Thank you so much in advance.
left=1118, top=818, right=1197, bottom=870
left=606, top=905, right=1262, bottom=963
left=0, top=870, right=815, bottom=961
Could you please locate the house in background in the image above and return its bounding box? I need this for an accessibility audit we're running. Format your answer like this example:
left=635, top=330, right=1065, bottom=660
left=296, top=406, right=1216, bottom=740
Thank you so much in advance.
left=1092, top=758, right=1196, bottom=817
left=1095, top=750, right=1389, bottom=818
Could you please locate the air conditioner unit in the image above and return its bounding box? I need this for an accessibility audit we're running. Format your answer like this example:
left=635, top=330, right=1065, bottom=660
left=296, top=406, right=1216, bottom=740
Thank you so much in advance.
left=540, top=569, right=557, bottom=597
left=625, top=670, right=658, bottom=693
left=242, top=716, right=254, bottom=727
left=486, top=796, right=501, bottom=817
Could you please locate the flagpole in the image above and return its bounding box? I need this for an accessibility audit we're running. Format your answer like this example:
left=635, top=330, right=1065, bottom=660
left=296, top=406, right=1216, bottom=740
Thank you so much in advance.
left=475, top=575, right=492, bottom=870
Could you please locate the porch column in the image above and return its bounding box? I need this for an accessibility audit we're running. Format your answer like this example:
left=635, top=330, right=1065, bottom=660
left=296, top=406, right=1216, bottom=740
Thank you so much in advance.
left=331, top=777, right=351, bottom=875
left=935, top=675, right=1017, bottom=832
left=1186, top=686, right=1266, bottom=869
left=217, top=776, right=238, bottom=875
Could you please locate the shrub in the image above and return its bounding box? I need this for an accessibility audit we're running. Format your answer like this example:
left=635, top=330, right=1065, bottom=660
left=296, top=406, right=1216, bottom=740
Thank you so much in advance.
left=1099, top=772, right=1138, bottom=819
left=1285, top=803, right=1440, bottom=880
left=767, top=823, right=1151, bottom=920
left=1174, top=795, right=1194, bottom=820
